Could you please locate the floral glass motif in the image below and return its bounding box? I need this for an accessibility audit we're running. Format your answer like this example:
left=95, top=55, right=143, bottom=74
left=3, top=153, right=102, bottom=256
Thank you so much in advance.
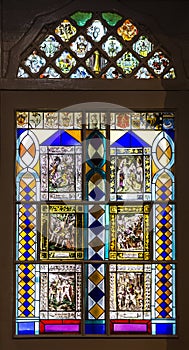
left=55, top=51, right=76, bottom=74
left=24, top=51, right=46, bottom=74
left=133, top=36, right=153, bottom=58
left=102, top=36, right=123, bottom=57
left=117, top=52, right=139, bottom=74
left=87, top=20, right=107, bottom=42
left=148, top=51, right=169, bottom=75
left=70, top=35, right=92, bottom=58
left=55, top=19, right=77, bottom=42
left=117, top=19, right=138, bottom=41
left=17, top=12, right=176, bottom=79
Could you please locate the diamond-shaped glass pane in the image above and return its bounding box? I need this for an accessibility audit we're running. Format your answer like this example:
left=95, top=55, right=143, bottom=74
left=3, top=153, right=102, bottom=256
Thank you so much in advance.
left=135, top=67, right=154, bottom=79
left=70, top=11, right=92, bottom=26
left=117, top=51, right=139, bottom=74
left=17, top=67, right=29, bottom=78
left=117, top=19, right=138, bottom=41
left=40, top=35, right=61, bottom=57
left=24, top=51, right=46, bottom=73
left=148, top=51, right=169, bottom=75
left=86, top=50, right=108, bottom=74
left=133, top=35, right=153, bottom=58
left=102, top=67, right=123, bottom=79
left=70, top=35, right=92, bottom=58
left=55, top=51, right=76, bottom=74
left=70, top=66, right=92, bottom=78
left=163, top=68, right=176, bottom=79
left=87, top=20, right=107, bottom=42
left=55, top=20, right=77, bottom=42
left=40, top=67, right=61, bottom=78
left=102, top=36, right=122, bottom=57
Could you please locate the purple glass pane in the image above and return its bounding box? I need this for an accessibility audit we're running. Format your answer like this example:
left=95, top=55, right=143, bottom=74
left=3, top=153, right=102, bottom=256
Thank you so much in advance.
left=114, top=323, right=147, bottom=332
left=45, top=324, right=80, bottom=333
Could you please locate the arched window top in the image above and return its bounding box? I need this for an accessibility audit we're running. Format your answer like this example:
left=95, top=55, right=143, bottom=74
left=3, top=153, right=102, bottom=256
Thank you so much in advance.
left=17, top=11, right=176, bottom=80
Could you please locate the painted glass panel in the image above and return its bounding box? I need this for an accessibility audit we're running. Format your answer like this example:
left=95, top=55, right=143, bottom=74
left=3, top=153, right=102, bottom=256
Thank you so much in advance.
left=24, top=51, right=46, bottom=74
left=102, top=36, right=123, bottom=57
left=87, top=20, right=107, bottom=42
left=40, top=35, right=61, bottom=57
left=86, top=51, right=108, bottom=75
left=15, top=109, right=176, bottom=336
left=102, top=67, right=123, bottom=79
left=40, top=67, right=61, bottom=79
left=109, top=205, right=150, bottom=260
left=133, top=36, right=153, bottom=58
left=55, top=51, right=76, bottom=74
left=40, top=205, right=84, bottom=260
left=70, top=35, right=92, bottom=58
left=117, top=52, right=139, bottom=75
left=135, top=67, right=154, bottom=79
left=55, top=20, right=77, bottom=42
left=70, top=66, right=92, bottom=79
left=117, top=19, right=138, bottom=41
left=148, top=51, right=169, bottom=75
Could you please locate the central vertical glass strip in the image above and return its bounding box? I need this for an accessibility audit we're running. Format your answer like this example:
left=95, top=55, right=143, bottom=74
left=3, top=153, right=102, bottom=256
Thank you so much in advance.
left=86, top=129, right=106, bottom=201
left=85, top=125, right=107, bottom=334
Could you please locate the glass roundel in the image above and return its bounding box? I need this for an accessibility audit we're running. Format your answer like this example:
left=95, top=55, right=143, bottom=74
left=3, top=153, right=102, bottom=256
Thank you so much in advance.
left=17, top=11, right=176, bottom=79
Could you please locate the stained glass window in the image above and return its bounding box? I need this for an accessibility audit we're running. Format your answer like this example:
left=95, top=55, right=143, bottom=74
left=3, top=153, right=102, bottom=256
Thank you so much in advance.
left=15, top=108, right=176, bottom=336
left=17, top=11, right=176, bottom=79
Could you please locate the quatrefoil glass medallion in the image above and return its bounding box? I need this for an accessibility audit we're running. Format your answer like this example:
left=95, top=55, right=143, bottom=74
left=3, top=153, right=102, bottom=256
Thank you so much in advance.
left=55, top=19, right=77, bottom=42
left=117, top=51, right=139, bottom=74
left=87, top=20, right=107, bottom=42
left=55, top=51, right=76, bottom=74
left=70, top=35, right=92, bottom=58
left=117, top=19, right=138, bottom=41
left=40, top=35, right=61, bottom=57
left=102, top=36, right=123, bottom=57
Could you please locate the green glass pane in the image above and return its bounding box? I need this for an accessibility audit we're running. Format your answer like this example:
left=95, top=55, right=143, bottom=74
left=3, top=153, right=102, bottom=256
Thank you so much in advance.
left=102, top=12, right=122, bottom=26
left=71, top=11, right=92, bottom=26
